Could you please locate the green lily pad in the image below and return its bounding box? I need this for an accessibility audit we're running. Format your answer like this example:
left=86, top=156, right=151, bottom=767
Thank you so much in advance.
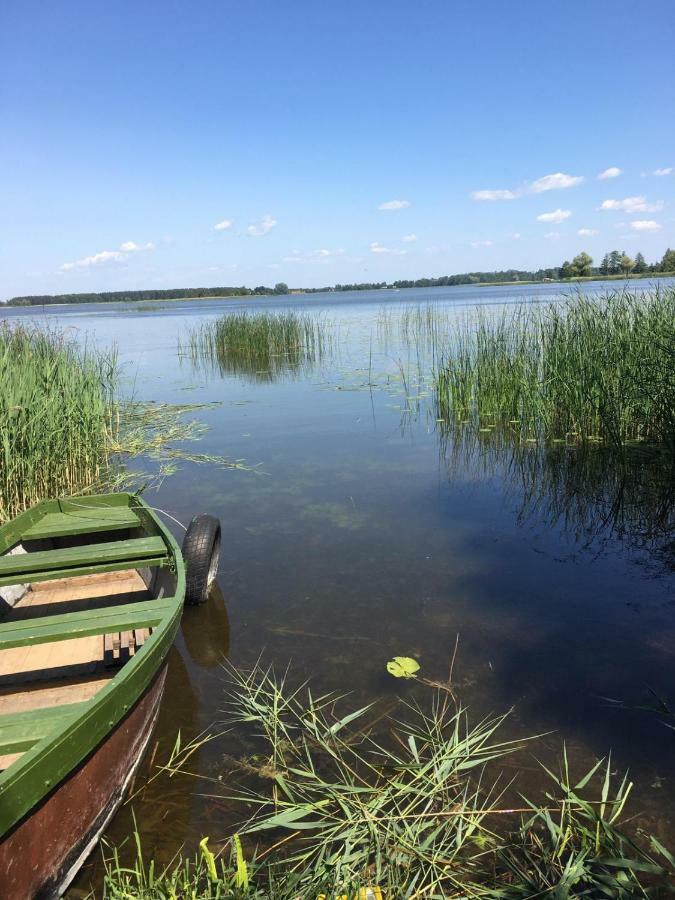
left=386, top=656, right=420, bottom=679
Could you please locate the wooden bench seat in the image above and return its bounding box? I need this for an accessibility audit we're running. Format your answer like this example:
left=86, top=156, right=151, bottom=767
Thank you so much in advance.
left=22, top=507, right=141, bottom=541
left=0, top=537, right=167, bottom=588
left=0, top=598, right=172, bottom=651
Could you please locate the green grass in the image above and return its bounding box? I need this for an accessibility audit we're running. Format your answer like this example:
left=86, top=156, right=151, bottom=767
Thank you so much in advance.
left=99, top=663, right=675, bottom=898
left=0, top=323, right=244, bottom=522
left=179, top=311, right=330, bottom=382
left=0, top=323, right=118, bottom=521
left=435, top=288, right=675, bottom=452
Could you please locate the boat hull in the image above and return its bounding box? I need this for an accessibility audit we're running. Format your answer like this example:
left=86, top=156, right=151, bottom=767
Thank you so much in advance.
left=0, top=665, right=167, bottom=900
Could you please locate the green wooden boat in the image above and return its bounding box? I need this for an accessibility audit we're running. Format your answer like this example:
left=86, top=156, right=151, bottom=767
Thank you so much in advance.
left=0, top=492, right=221, bottom=900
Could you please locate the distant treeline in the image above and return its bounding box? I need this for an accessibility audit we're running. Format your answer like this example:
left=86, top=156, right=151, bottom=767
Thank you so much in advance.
left=5, top=286, right=257, bottom=306
left=5, top=248, right=674, bottom=305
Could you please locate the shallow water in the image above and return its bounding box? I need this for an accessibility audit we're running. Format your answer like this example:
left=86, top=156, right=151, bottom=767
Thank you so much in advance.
left=4, top=281, right=675, bottom=891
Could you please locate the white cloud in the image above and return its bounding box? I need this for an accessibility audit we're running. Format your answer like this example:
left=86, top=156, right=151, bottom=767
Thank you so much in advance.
left=402, top=233, right=418, bottom=242
left=119, top=240, right=155, bottom=252
left=283, top=248, right=345, bottom=263
left=597, top=167, right=621, bottom=180
left=537, top=209, right=572, bottom=224
left=214, top=220, right=233, bottom=231
left=470, top=240, right=493, bottom=248
left=247, top=215, right=277, bottom=236
left=369, top=241, right=406, bottom=255
left=630, top=220, right=661, bottom=232
left=530, top=172, right=583, bottom=193
left=60, top=250, right=122, bottom=271
left=577, top=228, right=599, bottom=236
left=654, top=167, right=673, bottom=177
left=544, top=232, right=561, bottom=239
left=471, top=189, right=519, bottom=201
left=378, top=199, right=411, bottom=210
left=599, top=196, right=663, bottom=213
left=509, top=232, right=521, bottom=239
left=60, top=239, right=155, bottom=271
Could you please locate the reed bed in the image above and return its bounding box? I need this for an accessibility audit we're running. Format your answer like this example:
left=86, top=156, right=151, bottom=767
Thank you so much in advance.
left=435, top=288, right=675, bottom=451
left=180, top=311, right=330, bottom=382
left=0, top=323, right=242, bottom=522
left=0, top=323, right=117, bottom=521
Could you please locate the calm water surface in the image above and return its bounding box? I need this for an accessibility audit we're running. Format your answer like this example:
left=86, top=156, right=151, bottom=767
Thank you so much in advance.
left=5, top=281, right=675, bottom=891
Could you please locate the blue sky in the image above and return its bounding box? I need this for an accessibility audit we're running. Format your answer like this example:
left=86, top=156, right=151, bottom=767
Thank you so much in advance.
left=1, top=0, right=674, bottom=298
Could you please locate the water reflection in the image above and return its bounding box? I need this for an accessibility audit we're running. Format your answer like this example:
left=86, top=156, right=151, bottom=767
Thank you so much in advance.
left=441, top=422, right=674, bottom=567
left=181, top=580, right=231, bottom=667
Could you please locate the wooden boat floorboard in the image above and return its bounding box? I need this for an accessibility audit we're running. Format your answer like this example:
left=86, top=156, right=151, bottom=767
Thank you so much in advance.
left=0, top=571, right=149, bottom=718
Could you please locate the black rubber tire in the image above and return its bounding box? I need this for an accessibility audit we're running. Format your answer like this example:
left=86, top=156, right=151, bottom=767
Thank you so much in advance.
left=182, top=515, right=221, bottom=606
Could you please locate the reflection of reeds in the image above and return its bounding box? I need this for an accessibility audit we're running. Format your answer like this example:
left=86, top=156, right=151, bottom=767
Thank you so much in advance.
left=441, top=420, right=674, bottom=558
left=180, top=311, right=330, bottom=382
left=436, top=289, right=675, bottom=451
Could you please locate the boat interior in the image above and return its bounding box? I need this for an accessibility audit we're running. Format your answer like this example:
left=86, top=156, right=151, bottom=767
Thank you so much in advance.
left=0, top=498, right=178, bottom=772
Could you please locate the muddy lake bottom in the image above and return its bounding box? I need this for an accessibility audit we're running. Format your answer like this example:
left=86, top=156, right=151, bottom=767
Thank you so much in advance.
left=4, top=281, right=674, bottom=892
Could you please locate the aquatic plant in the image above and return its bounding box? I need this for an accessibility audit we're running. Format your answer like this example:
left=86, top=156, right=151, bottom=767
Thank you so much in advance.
left=0, top=323, right=245, bottom=522
left=435, top=288, right=675, bottom=452
left=101, top=663, right=674, bottom=898
left=179, top=310, right=330, bottom=382
left=0, top=323, right=117, bottom=521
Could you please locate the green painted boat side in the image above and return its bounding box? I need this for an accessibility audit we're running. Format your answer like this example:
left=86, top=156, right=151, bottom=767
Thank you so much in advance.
left=0, top=492, right=186, bottom=839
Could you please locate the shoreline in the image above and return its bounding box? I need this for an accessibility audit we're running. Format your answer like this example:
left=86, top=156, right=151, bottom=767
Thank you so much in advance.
left=2, top=271, right=673, bottom=308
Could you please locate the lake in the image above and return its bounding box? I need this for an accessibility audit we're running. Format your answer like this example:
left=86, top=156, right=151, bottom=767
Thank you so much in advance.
left=4, top=279, right=674, bottom=891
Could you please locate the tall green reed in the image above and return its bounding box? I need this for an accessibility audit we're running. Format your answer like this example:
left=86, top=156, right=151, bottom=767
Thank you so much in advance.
left=0, top=323, right=117, bottom=521
left=435, top=289, right=675, bottom=451
left=179, top=311, right=330, bottom=382
left=1, top=322, right=243, bottom=522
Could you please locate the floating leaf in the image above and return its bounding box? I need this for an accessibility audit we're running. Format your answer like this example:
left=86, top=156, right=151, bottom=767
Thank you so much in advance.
left=386, top=656, right=420, bottom=679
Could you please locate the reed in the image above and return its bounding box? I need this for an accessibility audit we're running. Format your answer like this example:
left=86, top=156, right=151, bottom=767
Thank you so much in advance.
left=435, top=288, right=675, bottom=451
left=180, top=310, right=330, bottom=382
left=0, top=323, right=117, bottom=521
left=0, top=323, right=244, bottom=522
left=100, top=662, right=674, bottom=898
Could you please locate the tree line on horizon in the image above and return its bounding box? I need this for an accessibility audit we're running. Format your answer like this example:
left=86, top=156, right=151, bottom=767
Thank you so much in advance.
left=4, top=249, right=675, bottom=306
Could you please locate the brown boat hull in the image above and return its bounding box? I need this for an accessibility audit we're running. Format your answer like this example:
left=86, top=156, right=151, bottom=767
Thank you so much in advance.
left=0, top=666, right=166, bottom=900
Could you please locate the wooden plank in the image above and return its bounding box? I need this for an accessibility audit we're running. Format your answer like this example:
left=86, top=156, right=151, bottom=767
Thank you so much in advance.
left=0, top=703, right=82, bottom=755
left=103, top=633, right=114, bottom=666
left=134, top=628, right=150, bottom=647
left=31, top=569, right=147, bottom=603
left=0, top=678, right=111, bottom=716
left=0, top=555, right=167, bottom=589
left=0, top=537, right=166, bottom=580
left=23, top=507, right=141, bottom=541
left=0, top=598, right=173, bottom=650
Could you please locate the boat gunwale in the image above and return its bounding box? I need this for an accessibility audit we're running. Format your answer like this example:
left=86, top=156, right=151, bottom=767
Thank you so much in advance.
left=0, top=492, right=186, bottom=838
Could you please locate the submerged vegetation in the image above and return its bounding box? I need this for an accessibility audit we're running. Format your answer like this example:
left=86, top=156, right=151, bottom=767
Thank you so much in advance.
left=435, top=289, right=675, bottom=452
left=0, top=323, right=241, bottom=522
left=180, top=310, right=331, bottom=382
left=102, top=663, right=674, bottom=898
